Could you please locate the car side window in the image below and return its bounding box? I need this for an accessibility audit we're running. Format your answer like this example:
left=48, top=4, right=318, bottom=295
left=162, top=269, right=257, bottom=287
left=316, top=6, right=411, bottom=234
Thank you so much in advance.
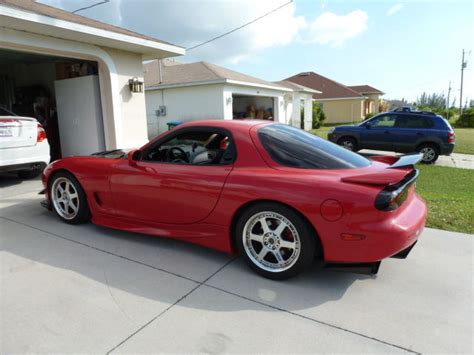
left=396, top=116, right=434, bottom=129
left=143, top=130, right=235, bottom=166
left=370, top=115, right=396, bottom=128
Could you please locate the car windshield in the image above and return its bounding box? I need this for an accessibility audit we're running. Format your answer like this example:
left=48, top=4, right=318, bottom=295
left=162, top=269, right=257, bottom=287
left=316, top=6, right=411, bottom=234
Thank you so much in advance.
left=258, top=124, right=371, bottom=169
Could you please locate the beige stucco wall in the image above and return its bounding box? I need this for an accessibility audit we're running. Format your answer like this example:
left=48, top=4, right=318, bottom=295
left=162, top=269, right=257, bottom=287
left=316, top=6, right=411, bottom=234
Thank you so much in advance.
left=101, top=47, right=149, bottom=148
left=318, top=99, right=365, bottom=124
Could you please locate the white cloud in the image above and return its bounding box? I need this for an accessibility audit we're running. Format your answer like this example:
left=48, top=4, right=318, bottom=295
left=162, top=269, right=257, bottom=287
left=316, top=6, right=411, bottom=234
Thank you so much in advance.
left=386, top=3, right=404, bottom=16
left=306, top=10, right=369, bottom=47
left=38, top=1, right=367, bottom=63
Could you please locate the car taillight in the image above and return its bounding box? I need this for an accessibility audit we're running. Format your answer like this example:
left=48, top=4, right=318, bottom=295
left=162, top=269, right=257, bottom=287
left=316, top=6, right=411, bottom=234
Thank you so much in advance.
left=448, top=131, right=455, bottom=143
left=375, top=170, right=419, bottom=211
left=37, top=124, right=47, bottom=143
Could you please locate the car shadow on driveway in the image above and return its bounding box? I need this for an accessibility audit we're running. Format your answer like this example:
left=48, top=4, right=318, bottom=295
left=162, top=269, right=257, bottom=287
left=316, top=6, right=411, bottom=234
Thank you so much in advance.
left=1, top=193, right=369, bottom=314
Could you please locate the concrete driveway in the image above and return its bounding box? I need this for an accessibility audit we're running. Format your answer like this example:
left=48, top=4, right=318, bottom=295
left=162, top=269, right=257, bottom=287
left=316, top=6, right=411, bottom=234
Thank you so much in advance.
left=1, top=175, right=472, bottom=354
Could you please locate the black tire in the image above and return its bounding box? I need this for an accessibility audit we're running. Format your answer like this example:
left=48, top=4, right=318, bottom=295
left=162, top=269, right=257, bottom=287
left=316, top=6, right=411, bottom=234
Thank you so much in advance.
left=417, top=143, right=439, bottom=164
left=17, top=168, right=42, bottom=179
left=49, top=171, right=91, bottom=224
left=234, top=202, right=318, bottom=280
left=337, top=137, right=358, bottom=152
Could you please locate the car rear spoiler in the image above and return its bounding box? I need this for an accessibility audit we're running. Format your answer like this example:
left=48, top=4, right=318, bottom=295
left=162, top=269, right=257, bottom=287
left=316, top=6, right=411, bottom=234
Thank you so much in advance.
left=370, top=153, right=423, bottom=168
left=342, top=154, right=422, bottom=186
left=388, top=153, right=423, bottom=169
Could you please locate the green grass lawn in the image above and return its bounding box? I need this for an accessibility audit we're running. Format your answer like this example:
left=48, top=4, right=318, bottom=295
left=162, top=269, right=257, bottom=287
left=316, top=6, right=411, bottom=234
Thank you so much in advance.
left=311, top=126, right=474, bottom=155
left=453, top=128, right=474, bottom=154
left=416, top=165, right=474, bottom=234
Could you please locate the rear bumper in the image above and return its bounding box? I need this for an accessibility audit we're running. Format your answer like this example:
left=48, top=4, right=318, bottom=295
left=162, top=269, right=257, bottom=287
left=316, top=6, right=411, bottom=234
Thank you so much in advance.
left=0, top=161, right=47, bottom=173
left=0, top=142, right=50, bottom=171
left=440, top=143, right=455, bottom=156
left=324, top=193, right=427, bottom=263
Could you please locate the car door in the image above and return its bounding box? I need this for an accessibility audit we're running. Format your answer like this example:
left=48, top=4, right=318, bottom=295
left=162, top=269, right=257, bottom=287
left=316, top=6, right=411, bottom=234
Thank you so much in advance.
left=393, top=115, right=434, bottom=153
left=109, top=127, right=235, bottom=224
left=359, top=114, right=397, bottom=151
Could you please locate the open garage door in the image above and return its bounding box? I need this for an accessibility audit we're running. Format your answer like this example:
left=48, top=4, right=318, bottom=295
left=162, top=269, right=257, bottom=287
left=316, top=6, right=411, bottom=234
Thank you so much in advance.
left=0, top=49, right=105, bottom=160
left=232, top=94, right=275, bottom=120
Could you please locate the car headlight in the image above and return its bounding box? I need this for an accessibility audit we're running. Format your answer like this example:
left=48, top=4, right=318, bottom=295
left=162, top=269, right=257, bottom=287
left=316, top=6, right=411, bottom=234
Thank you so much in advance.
left=328, top=127, right=335, bottom=134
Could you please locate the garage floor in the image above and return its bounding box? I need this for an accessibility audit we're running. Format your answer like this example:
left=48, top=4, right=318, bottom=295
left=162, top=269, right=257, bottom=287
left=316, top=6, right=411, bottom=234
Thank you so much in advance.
left=1, top=175, right=472, bottom=354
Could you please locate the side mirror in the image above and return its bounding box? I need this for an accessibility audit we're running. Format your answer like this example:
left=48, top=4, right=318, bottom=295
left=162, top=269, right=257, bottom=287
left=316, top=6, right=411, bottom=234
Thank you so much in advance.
left=365, top=122, right=372, bottom=129
left=128, top=149, right=142, bottom=166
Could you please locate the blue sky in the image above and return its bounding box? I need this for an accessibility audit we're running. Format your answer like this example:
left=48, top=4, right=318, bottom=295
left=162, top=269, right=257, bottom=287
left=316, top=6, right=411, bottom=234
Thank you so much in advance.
left=41, top=0, right=474, bottom=104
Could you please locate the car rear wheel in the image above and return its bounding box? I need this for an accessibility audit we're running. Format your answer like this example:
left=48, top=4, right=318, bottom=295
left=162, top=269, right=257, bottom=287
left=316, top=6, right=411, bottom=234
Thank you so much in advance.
left=235, top=202, right=316, bottom=280
left=50, top=172, right=91, bottom=224
left=417, top=143, right=439, bottom=164
left=337, top=137, right=358, bottom=152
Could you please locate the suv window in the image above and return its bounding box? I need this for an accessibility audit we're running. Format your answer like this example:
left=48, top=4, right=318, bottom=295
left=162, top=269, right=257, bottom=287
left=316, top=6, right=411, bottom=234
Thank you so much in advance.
left=143, top=129, right=234, bottom=165
left=370, top=114, right=396, bottom=128
left=396, top=115, right=434, bottom=129
left=258, top=124, right=370, bottom=169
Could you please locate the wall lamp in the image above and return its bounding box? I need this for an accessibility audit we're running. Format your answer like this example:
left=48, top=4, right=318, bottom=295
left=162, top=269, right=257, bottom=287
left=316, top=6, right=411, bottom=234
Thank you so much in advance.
left=129, top=77, right=144, bottom=93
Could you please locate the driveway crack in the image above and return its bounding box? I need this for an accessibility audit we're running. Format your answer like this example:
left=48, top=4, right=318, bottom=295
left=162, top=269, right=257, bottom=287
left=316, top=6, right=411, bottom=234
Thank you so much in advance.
left=106, top=257, right=237, bottom=354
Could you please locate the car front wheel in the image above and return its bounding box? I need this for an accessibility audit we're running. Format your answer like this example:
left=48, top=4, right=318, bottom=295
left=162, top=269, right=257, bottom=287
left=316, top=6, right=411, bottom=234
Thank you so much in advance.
left=235, top=203, right=317, bottom=280
left=50, top=172, right=91, bottom=224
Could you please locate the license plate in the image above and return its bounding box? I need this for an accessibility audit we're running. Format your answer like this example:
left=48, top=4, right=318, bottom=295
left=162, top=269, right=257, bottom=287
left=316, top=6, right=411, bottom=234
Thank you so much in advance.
left=0, top=127, right=13, bottom=137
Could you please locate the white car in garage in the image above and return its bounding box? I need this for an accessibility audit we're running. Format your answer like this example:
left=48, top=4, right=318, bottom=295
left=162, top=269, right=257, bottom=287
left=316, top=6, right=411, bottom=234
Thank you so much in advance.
left=0, top=107, right=50, bottom=179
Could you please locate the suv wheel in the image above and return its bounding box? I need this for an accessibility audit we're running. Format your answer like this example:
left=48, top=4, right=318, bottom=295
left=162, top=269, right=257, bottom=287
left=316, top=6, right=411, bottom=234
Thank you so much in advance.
left=338, top=137, right=358, bottom=152
left=417, top=143, right=439, bottom=164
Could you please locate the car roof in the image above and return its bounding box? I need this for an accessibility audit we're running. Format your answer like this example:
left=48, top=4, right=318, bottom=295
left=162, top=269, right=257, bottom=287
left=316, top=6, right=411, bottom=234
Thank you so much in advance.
left=177, top=119, right=273, bottom=132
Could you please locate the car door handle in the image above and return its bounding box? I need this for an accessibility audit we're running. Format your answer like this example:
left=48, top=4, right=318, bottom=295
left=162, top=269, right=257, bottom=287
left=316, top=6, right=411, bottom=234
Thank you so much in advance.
left=384, top=131, right=390, bottom=134
left=416, top=132, right=424, bottom=136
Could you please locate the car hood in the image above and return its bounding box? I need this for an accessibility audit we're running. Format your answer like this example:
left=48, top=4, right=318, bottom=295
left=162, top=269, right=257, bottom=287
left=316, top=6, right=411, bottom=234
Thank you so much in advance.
left=90, top=148, right=133, bottom=159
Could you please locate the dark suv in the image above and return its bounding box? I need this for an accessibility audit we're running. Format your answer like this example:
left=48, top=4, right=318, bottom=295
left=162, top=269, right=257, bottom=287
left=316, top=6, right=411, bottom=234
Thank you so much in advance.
left=327, top=110, right=455, bottom=163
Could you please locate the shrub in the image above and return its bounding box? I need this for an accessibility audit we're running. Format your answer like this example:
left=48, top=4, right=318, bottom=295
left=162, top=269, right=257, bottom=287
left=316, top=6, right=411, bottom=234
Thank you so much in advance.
left=312, top=102, right=326, bottom=129
left=300, top=102, right=326, bottom=129
left=455, top=109, right=474, bottom=128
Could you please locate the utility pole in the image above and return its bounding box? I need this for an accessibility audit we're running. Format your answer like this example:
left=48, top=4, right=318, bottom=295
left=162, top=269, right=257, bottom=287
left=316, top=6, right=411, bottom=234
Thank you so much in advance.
left=446, top=81, right=451, bottom=120
left=460, top=49, right=467, bottom=114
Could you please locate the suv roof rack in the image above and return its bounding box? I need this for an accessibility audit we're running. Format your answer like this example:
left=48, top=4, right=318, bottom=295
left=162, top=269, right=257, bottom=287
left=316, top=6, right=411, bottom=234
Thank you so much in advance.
left=391, top=106, right=437, bottom=116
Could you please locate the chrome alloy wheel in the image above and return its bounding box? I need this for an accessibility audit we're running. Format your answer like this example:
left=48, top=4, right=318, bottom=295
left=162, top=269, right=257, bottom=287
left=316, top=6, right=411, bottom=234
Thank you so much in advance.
left=420, top=146, right=436, bottom=162
left=51, top=177, right=80, bottom=220
left=341, top=140, right=355, bottom=151
left=242, top=211, right=301, bottom=273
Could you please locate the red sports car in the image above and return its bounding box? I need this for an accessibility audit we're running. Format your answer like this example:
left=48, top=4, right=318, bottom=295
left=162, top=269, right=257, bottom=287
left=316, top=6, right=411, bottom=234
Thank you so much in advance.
left=41, top=120, right=427, bottom=279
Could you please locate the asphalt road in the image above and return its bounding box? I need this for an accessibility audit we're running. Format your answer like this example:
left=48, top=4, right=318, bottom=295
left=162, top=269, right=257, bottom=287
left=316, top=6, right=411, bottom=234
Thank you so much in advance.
left=1, top=175, right=472, bottom=353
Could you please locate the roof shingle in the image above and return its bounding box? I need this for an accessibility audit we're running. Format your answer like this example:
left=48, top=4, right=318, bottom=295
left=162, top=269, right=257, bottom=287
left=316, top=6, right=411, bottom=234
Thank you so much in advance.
left=145, top=60, right=288, bottom=90
left=286, top=72, right=366, bottom=100
left=347, top=85, right=384, bottom=95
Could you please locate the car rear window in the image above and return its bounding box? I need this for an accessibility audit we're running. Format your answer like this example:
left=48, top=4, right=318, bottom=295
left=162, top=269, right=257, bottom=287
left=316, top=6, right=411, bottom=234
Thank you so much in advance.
left=258, top=124, right=371, bottom=169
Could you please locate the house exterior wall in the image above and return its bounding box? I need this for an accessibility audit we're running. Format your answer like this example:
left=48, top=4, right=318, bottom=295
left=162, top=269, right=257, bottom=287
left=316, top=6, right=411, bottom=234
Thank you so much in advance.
left=101, top=47, right=149, bottom=148
left=366, top=93, right=381, bottom=113
left=318, top=98, right=365, bottom=124
left=145, top=84, right=225, bottom=138
left=0, top=27, right=155, bottom=150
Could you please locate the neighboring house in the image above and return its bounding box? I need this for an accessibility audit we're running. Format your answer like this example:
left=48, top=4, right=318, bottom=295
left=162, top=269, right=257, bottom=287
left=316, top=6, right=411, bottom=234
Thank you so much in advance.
left=144, top=60, right=319, bottom=138
left=347, top=85, right=385, bottom=116
left=0, top=0, right=184, bottom=157
left=286, top=72, right=384, bottom=124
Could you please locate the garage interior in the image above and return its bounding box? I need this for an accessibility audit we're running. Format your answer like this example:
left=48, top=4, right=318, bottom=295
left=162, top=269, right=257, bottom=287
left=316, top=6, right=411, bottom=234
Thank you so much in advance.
left=0, top=49, right=105, bottom=161
left=232, top=94, right=275, bottom=120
